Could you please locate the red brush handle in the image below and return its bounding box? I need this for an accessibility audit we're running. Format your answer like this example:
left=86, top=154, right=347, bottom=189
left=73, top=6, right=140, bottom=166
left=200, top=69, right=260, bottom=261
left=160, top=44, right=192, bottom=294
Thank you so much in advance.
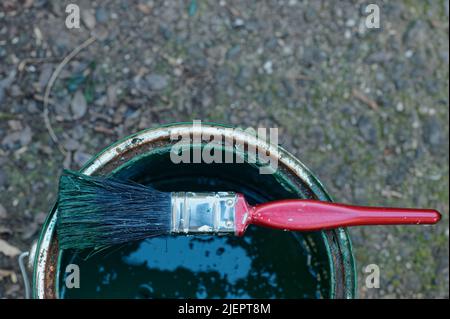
left=234, top=195, right=441, bottom=235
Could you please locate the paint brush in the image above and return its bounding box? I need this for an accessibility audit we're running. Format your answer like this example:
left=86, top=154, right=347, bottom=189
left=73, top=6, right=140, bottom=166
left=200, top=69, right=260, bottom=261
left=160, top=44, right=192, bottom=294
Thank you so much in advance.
left=57, top=170, right=441, bottom=250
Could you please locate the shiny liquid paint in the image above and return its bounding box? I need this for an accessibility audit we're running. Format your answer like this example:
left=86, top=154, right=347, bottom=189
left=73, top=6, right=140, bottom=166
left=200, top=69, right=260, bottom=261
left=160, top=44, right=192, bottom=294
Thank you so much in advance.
left=60, top=227, right=322, bottom=298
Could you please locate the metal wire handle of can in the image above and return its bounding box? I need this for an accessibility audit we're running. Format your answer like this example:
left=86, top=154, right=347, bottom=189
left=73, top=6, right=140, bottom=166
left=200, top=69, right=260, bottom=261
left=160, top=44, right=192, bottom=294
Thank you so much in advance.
left=18, top=251, right=31, bottom=299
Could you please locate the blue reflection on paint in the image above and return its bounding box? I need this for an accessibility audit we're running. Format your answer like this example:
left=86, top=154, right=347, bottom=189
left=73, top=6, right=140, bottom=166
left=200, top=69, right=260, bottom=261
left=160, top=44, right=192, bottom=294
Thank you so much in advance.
left=123, top=236, right=252, bottom=285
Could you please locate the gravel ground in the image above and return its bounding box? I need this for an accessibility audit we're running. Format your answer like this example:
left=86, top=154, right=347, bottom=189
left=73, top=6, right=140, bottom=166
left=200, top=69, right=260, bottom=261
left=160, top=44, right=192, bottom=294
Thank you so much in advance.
left=0, top=0, right=448, bottom=298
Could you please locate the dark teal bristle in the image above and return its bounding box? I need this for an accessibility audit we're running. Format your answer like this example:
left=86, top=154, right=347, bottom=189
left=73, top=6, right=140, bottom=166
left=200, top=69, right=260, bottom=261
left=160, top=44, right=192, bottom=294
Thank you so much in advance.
left=57, top=170, right=171, bottom=250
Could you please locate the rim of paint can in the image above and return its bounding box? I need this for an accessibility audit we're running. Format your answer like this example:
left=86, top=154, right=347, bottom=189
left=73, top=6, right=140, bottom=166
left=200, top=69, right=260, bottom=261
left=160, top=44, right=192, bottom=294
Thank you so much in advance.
left=32, top=122, right=357, bottom=299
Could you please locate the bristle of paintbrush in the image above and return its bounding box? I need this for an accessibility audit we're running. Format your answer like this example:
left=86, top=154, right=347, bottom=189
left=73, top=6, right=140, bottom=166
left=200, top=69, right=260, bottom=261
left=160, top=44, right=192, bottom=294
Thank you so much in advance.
left=57, top=170, right=171, bottom=250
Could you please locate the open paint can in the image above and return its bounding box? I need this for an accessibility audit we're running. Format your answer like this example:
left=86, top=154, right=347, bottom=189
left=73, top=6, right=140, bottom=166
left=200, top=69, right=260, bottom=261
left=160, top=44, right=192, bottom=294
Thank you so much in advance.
left=29, top=123, right=356, bottom=298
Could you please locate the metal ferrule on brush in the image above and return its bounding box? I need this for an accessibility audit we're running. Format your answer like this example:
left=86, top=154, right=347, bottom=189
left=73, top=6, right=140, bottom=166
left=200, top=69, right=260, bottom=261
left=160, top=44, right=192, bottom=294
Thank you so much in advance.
left=170, top=192, right=237, bottom=235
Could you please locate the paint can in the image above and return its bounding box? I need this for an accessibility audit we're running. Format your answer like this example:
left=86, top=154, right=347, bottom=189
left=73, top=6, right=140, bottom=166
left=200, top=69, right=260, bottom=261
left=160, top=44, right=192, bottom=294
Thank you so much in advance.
left=27, top=123, right=356, bottom=298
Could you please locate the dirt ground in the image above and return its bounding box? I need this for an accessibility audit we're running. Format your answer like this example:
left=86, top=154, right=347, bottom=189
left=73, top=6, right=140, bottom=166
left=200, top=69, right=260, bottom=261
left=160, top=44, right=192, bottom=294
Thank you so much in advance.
left=0, top=0, right=448, bottom=298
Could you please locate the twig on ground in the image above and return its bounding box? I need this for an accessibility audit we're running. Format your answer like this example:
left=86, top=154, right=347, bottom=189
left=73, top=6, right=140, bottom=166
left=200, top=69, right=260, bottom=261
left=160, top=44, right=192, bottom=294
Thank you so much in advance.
left=93, top=125, right=115, bottom=135
left=352, top=88, right=379, bottom=111
left=43, top=36, right=96, bottom=156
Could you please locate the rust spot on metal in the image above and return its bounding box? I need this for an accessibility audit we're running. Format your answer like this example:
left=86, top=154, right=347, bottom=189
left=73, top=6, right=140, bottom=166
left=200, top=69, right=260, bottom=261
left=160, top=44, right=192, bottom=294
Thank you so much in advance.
left=97, top=138, right=171, bottom=175
left=43, top=236, right=59, bottom=298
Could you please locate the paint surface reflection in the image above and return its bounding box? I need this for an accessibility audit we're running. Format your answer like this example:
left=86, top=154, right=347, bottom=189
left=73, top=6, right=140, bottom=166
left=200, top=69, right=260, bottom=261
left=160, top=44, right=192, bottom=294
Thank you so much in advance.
left=61, top=226, right=322, bottom=298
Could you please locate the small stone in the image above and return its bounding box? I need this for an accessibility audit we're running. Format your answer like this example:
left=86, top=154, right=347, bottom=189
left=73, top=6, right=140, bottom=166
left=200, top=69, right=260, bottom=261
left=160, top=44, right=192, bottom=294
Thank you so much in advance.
left=396, top=102, right=404, bottom=112
left=8, top=120, right=22, bottom=131
left=233, top=18, right=245, bottom=28
left=81, top=9, right=96, bottom=30
left=173, top=67, right=183, bottom=77
left=0, top=226, right=12, bottom=236
left=263, top=61, right=273, bottom=74
left=301, top=47, right=325, bottom=66
left=265, top=37, right=278, bottom=50
left=346, top=19, right=356, bottom=27
left=35, top=212, right=48, bottom=225
left=64, top=139, right=80, bottom=151
left=344, top=30, right=352, bottom=39
left=236, top=66, right=253, bottom=88
left=95, top=7, right=108, bottom=23
left=1, top=126, right=32, bottom=148
left=422, top=117, right=442, bottom=153
left=63, top=150, right=72, bottom=169
left=159, top=25, right=172, bottom=40
left=26, top=161, right=36, bottom=170
left=304, top=7, right=317, bottom=23
left=137, top=3, right=153, bottom=14
left=357, top=116, right=377, bottom=144
left=404, top=50, right=414, bottom=58
left=21, top=222, right=39, bottom=240
left=37, top=64, right=53, bottom=91
left=0, top=239, right=21, bottom=257
left=73, top=150, right=92, bottom=167
left=145, top=74, right=168, bottom=91
left=282, top=46, right=293, bottom=55
left=107, top=84, right=118, bottom=107
left=26, top=101, right=39, bottom=114
left=71, top=90, right=88, bottom=120
left=94, top=95, right=107, bottom=107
